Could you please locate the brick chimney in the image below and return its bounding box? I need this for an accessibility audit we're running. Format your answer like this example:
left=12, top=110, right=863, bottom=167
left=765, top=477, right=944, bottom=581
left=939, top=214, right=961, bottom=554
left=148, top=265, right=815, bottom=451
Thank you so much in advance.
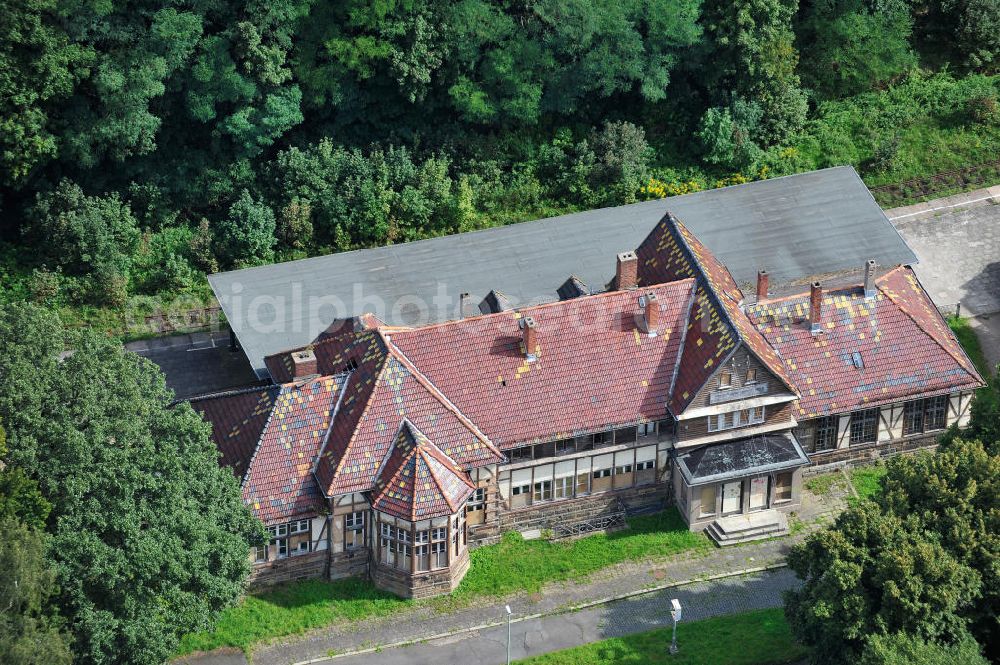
left=638, top=293, right=659, bottom=336
left=520, top=316, right=538, bottom=362
left=809, top=282, right=823, bottom=335
left=291, top=348, right=318, bottom=378
left=756, top=269, right=769, bottom=301
left=863, top=259, right=877, bottom=300
left=616, top=251, right=638, bottom=290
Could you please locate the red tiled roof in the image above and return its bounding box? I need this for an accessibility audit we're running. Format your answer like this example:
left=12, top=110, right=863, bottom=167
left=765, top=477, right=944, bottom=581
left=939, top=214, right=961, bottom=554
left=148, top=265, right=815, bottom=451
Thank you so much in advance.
left=370, top=421, right=475, bottom=521
left=636, top=213, right=797, bottom=414
left=190, top=386, right=280, bottom=480
left=746, top=266, right=983, bottom=417
left=191, top=376, right=346, bottom=522
left=386, top=281, right=697, bottom=449
left=305, top=327, right=504, bottom=496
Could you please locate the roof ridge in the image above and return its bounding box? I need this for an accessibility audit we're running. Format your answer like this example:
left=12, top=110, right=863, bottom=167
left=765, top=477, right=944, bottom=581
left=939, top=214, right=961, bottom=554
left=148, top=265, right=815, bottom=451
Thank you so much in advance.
left=180, top=382, right=276, bottom=407
left=239, top=384, right=288, bottom=490
left=419, top=442, right=474, bottom=517
left=368, top=419, right=409, bottom=508
left=385, top=278, right=697, bottom=335
left=321, top=336, right=392, bottom=495
left=664, top=214, right=796, bottom=396
left=666, top=279, right=699, bottom=402
left=877, top=269, right=983, bottom=383
left=381, top=330, right=504, bottom=463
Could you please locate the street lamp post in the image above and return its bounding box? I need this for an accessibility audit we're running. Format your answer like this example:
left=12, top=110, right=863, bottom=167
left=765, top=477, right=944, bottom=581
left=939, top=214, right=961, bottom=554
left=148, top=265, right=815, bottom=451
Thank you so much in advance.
left=669, top=598, right=682, bottom=655
left=506, top=604, right=513, bottom=665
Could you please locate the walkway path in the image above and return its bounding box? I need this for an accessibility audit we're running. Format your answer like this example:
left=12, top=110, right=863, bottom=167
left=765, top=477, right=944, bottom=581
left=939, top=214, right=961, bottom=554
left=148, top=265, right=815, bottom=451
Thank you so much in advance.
left=326, top=567, right=801, bottom=665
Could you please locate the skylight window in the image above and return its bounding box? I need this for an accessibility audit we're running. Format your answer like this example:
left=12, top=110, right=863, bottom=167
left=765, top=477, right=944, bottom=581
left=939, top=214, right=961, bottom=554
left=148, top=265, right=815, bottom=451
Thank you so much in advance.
left=851, top=351, right=865, bottom=369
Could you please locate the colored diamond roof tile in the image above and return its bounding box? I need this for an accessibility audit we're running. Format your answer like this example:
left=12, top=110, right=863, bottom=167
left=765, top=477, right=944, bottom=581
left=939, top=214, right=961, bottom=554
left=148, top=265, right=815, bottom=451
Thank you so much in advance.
left=745, top=266, right=983, bottom=416
left=370, top=420, right=476, bottom=521
left=636, top=213, right=797, bottom=414
left=191, top=376, right=347, bottom=522
left=190, top=385, right=280, bottom=480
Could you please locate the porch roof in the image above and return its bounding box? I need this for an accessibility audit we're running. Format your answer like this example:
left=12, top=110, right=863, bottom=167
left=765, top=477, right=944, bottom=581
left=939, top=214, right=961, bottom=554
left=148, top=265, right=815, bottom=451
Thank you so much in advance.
left=673, top=433, right=810, bottom=486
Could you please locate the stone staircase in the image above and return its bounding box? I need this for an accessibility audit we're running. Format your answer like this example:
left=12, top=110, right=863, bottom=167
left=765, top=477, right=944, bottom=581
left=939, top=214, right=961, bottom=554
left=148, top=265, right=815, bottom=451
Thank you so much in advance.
left=705, top=510, right=789, bottom=546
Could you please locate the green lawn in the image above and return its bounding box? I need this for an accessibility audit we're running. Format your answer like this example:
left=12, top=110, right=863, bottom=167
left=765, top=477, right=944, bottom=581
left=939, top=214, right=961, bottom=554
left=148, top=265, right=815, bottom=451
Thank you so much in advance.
left=175, top=577, right=410, bottom=655
left=948, top=317, right=991, bottom=379
left=849, top=465, right=886, bottom=504
left=176, top=509, right=710, bottom=656
left=803, top=472, right=845, bottom=497
left=454, top=510, right=711, bottom=599
left=514, top=608, right=808, bottom=665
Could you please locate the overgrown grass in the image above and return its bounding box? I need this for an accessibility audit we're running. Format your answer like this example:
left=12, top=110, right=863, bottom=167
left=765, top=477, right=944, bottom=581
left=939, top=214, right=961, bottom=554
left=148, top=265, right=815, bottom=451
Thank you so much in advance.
left=849, top=465, right=887, bottom=504
left=176, top=509, right=710, bottom=656
left=454, top=509, right=711, bottom=599
left=949, top=316, right=991, bottom=379
left=175, top=578, right=410, bottom=656
left=804, top=472, right=845, bottom=497
left=514, top=607, right=808, bottom=665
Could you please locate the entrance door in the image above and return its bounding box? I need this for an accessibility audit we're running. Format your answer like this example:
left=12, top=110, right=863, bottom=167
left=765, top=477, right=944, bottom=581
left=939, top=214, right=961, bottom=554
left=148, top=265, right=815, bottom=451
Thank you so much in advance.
left=749, top=476, right=769, bottom=511
left=722, top=481, right=743, bottom=514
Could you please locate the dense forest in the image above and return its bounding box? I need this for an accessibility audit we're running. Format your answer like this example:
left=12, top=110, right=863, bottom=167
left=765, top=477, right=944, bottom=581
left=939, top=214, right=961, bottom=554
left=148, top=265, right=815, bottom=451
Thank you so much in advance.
left=1, top=0, right=999, bottom=333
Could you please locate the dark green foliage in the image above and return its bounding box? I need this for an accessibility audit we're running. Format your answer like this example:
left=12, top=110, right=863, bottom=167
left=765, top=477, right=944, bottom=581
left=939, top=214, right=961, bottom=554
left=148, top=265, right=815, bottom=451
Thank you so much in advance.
left=797, top=0, right=917, bottom=98
left=215, top=190, right=277, bottom=268
left=700, top=0, right=808, bottom=144
left=0, top=517, right=74, bottom=665
left=0, top=303, right=263, bottom=665
left=785, top=502, right=981, bottom=665
left=878, top=438, right=1000, bottom=657
left=858, top=632, right=988, bottom=665
left=27, top=180, right=140, bottom=303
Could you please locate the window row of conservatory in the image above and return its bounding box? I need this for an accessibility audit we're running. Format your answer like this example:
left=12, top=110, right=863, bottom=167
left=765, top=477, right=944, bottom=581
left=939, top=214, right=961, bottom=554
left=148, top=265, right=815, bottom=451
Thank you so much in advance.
left=499, top=444, right=659, bottom=509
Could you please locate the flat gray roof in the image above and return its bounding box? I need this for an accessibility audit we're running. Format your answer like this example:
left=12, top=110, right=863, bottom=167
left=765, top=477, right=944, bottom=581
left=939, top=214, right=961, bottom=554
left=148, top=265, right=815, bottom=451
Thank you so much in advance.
left=210, top=166, right=917, bottom=377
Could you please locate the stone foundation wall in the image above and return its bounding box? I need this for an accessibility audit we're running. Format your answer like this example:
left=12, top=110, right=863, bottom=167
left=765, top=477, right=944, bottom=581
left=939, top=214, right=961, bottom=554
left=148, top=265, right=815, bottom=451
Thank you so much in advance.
left=249, top=550, right=327, bottom=587
left=804, top=434, right=939, bottom=475
left=370, top=551, right=470, bottom=599
left=472, top=482, right=668, bottom=543
left=329, top=548, right=370, bottom=581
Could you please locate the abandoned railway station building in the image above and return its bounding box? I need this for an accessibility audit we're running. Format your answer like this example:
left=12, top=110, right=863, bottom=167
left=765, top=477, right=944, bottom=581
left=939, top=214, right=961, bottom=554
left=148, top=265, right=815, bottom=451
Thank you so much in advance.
left=190, top=167, right=983, bottom=596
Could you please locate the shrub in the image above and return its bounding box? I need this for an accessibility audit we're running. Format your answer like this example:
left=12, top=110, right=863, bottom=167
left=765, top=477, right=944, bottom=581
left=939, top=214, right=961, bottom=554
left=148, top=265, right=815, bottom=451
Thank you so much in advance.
left=214, top=190, right=277, bottom=268
left=966, top=95, right=1000, bottom=125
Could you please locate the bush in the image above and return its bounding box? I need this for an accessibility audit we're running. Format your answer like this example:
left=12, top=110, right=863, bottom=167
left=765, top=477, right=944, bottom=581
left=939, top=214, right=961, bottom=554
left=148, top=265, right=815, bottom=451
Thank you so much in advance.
left=859, top=632, right=988, bottom=665
left=27, top=180, right=140, bottom=306
left=214, top=190, right=277, bottom=268
left=967, top=95, right=1000, bottom=125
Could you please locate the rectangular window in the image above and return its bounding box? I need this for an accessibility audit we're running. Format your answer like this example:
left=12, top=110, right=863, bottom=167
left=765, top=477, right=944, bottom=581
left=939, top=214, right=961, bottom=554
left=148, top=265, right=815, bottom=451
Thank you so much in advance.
left=532, top=480, right=552, bottom=502
left=276, top=538, right=288, bottom=558
left=699, top=485, right=717, bottom=517
left=253, top=545, right=267, bottom=563
left=576, top=470, right=590, bottom=495
left=814, top=416, right=838, bottom=451
left=592, top=468, right=612, bottom=479
left=849, top=409, right=879, bottom=444
left=593, top=431, right=613, bottom=448
left=509, top=446, right=533, bottom=462
left=719, top=371, right=732, bottom=388
left=903, top=400, right=924, bottom=436
left=344, top=511, right=365, bottom=550
left=466, top=487, right=486, bottom=525
left=575, top=434, right=595, bottom=451
left=291, top=519, right=310, bottom=534
left=774, top=473, right=793, bottom=503
left=554, top=476, right=572, bottom=499
left=534, top=440, right=555, bottom=459
left=614, top=427, right=637, bottom=444
left=431, top=541, right=447, bottom=569
left=638, top=422, right=656, bottom=437
left=415, top=544, right=429, bottom=571
left=926, top=395, right=947, bottom=431
left=555, top=438, right=575, bottom=455
left=746, top=368, right=757, bottom=383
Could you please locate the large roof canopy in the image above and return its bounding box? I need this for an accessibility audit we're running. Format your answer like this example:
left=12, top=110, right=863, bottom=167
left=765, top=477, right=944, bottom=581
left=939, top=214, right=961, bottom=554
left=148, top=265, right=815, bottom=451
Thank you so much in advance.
left=209, top=166, right=917, bottom=377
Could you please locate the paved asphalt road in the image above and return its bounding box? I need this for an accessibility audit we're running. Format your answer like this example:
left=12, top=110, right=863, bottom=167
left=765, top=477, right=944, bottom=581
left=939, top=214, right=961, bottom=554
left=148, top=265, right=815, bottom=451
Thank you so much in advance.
left=320, top=568, right=799, bottom=665
left=893, top=200, right=1000, bottom=370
